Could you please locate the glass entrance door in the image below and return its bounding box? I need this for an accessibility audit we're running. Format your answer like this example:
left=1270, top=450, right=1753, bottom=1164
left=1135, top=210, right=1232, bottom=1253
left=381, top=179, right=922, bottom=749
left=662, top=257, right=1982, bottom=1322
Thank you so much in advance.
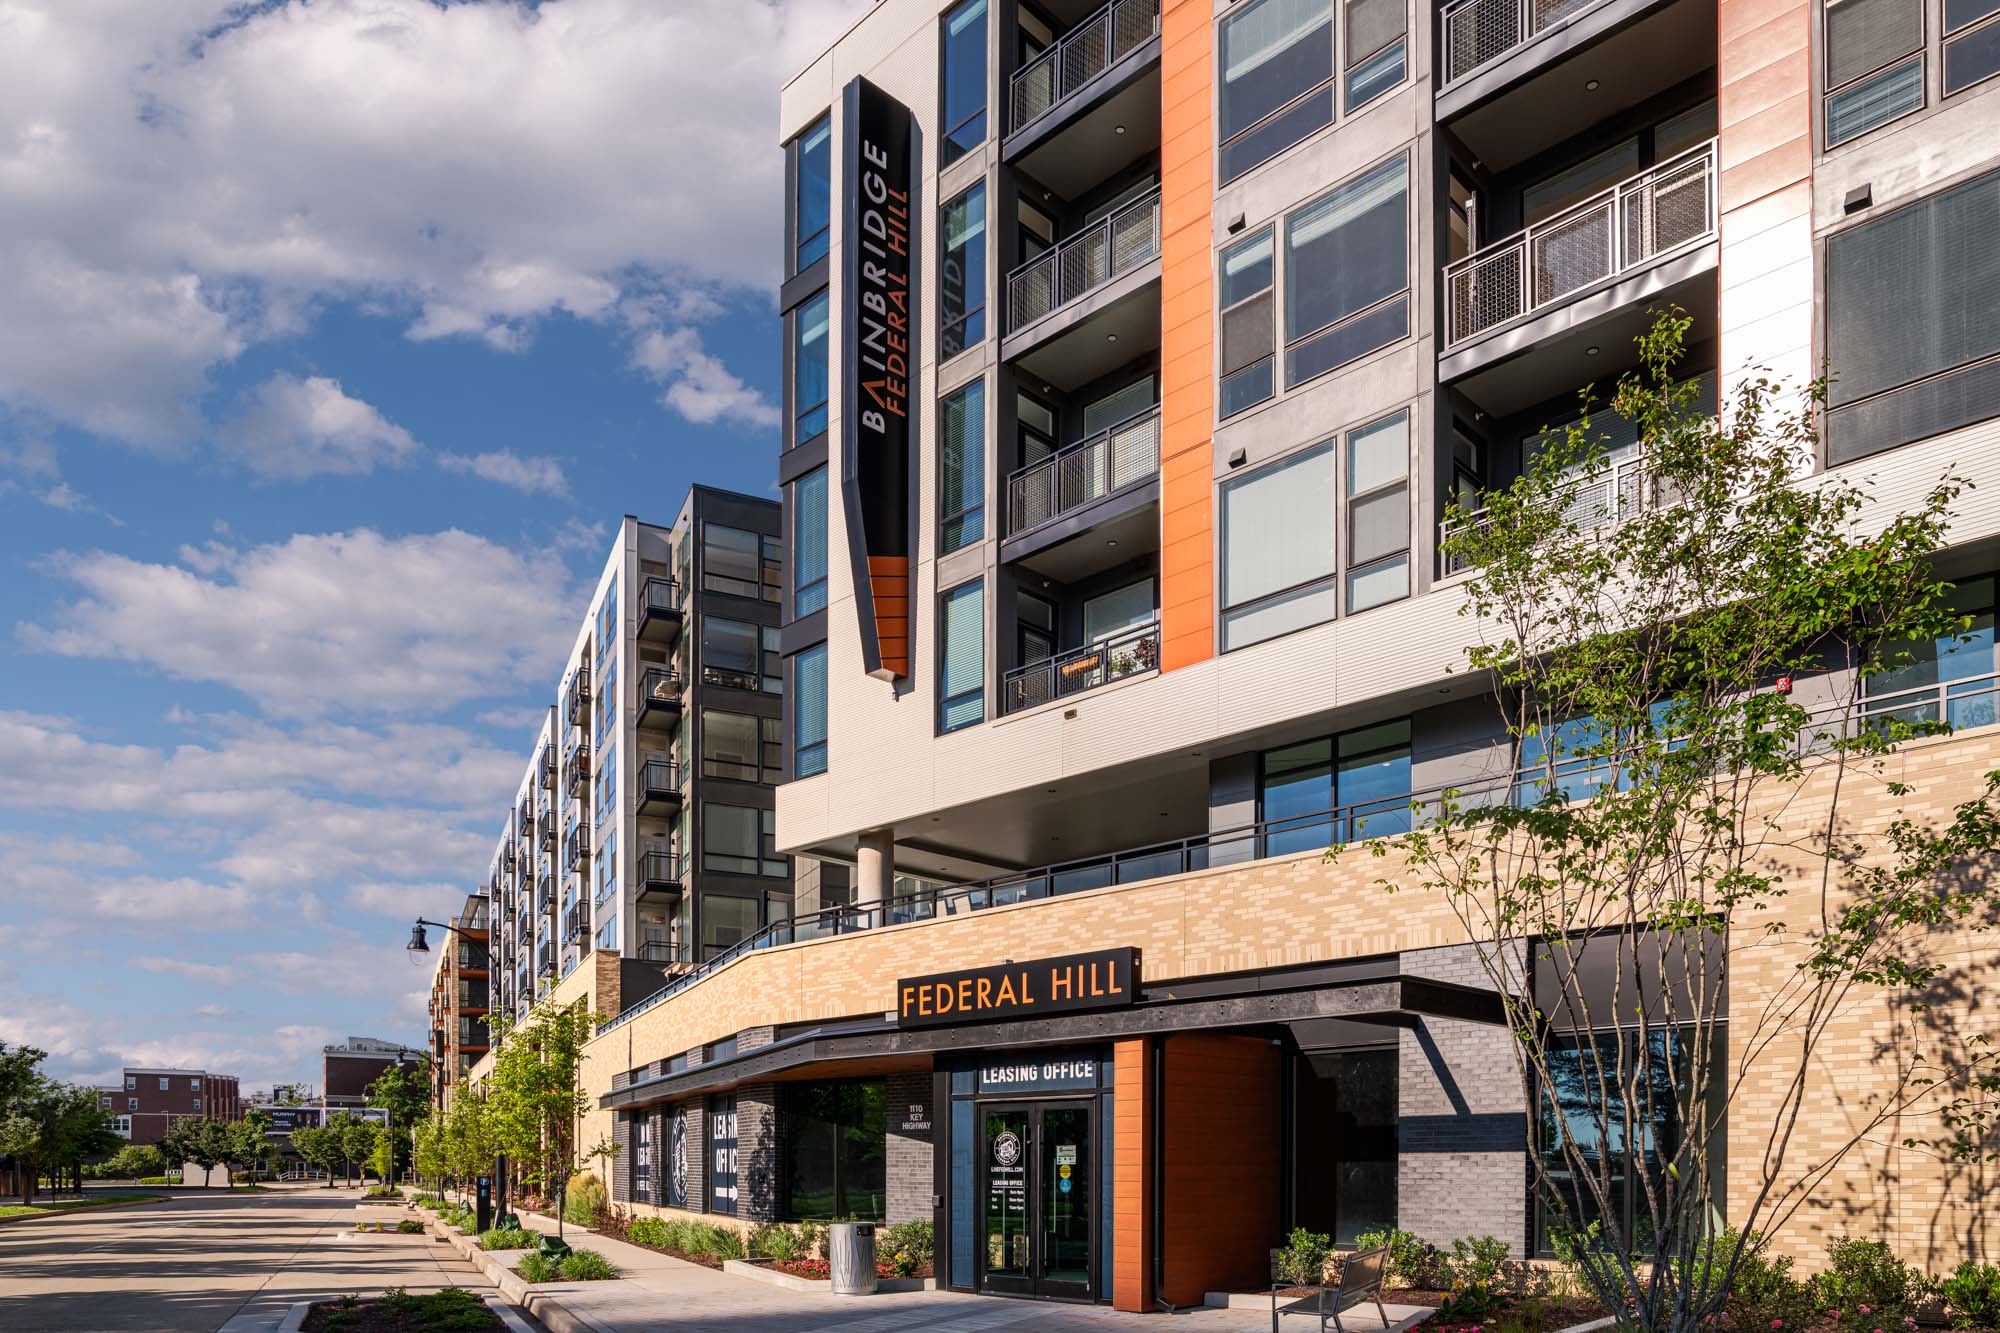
left=976, top=1101, right=1095, bottom=1300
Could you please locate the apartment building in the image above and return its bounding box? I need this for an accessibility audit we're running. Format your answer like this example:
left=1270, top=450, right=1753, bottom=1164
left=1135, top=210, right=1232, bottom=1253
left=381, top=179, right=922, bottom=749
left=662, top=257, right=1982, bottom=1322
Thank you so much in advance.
left=322, top=1036, right=425, bottom=1111
left=474, top=494, right=814, bottom=1040
left=427, top=895, right=491, bottom=1099
left=98, top=1068, right=241, bottom=1145
left=563, top=0, right=2000, bottom=1311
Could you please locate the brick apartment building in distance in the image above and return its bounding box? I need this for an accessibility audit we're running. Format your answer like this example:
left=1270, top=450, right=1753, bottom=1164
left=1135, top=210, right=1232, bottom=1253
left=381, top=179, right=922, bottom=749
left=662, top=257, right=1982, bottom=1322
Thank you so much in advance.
left=427, top=893, right=490, bottom=1104
left=320, top=1037, right=425, bottom=1113
left=450, top=0, right=1997, bottom=1312
left=99, top=1068, right=241, bottom=1145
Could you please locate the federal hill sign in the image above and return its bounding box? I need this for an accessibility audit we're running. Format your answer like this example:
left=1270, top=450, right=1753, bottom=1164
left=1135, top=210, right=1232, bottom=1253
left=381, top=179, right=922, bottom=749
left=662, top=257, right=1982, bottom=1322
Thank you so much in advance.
left=895, top=948, right=1139, bottom=1030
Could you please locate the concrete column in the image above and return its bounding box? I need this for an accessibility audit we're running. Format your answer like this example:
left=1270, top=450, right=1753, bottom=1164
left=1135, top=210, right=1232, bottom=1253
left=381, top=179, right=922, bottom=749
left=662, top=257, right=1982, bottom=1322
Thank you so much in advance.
left=856, top=828, right=894, bottom=908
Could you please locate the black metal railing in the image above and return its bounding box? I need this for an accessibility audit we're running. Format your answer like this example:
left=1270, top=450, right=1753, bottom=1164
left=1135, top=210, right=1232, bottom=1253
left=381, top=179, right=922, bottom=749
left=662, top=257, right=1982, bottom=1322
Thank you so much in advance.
left=538, top=812, right=555, bottom=848
left=1009, top=0, right=1160, bottom=130
left=641, top=577, right=681, bottom=619
left=1006, top=189, right=1161, bottom=332
left=567, top=664, right=592, bottom=727
left=1007, top=408, right=1160, bottom=536
left=641, top=668, right=685, bottom=712
left=640, top=849, right=686, bottom=891
left=640, top=759, right=682, bottom=802
left=1004, top=620, right=1160, bottom=713
left=638, top=940, right=691, bottom=965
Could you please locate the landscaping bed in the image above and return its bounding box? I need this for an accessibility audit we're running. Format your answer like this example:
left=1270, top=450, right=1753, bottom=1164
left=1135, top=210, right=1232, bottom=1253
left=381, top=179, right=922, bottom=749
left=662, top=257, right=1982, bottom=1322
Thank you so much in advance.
left=301, top=1287, right=500, bottom=1332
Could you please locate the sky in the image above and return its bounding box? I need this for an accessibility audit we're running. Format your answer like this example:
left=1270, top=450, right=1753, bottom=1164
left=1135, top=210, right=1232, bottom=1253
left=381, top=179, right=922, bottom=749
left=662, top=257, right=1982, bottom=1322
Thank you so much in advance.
left=0, top=0, right=870, bottom=1096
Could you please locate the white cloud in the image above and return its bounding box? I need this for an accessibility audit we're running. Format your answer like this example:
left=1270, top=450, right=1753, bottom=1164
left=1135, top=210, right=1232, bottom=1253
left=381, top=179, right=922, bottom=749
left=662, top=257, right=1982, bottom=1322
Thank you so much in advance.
left=0, top=0, right=870, bottom=446
left=439, top=449, right=570, bottom=497
left=136, top=956, right=242, bottom=986
left=20, top=528, right=579, bottom=715
left=631, top=325, right=781, bottom=430
left=217, top=373, right=419, bottom=480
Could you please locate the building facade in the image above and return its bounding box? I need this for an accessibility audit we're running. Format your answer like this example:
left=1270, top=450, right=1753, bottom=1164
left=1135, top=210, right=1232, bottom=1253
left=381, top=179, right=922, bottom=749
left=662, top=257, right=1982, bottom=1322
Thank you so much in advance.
left=98, top=1068, right=241, bottom=1145
left=321, top=1036, right=425, bottom=1112
left=554, top=0, right=2000, bottom=1314
left=428, top=894, right=491, bottom=1098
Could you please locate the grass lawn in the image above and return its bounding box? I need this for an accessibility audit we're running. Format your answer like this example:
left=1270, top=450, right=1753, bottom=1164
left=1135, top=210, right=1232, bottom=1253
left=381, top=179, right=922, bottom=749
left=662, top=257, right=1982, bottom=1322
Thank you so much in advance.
left=0, top=1192, right=167, bottom=1218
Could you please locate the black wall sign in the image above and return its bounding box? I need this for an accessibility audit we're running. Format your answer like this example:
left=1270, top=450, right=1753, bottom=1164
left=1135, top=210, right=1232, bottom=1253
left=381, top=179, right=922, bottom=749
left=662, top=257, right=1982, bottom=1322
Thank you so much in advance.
left=977, top=1051, right=1101, bottom=1094
left=897, top=948, right=1139, bottom=1029
left=839, top=76, right=917, bottom=680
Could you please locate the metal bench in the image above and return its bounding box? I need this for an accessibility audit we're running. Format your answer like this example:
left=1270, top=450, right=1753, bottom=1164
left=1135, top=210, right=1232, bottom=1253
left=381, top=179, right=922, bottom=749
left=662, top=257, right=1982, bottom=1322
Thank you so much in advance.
left=1272, top=1244, right=1391, bottom=1333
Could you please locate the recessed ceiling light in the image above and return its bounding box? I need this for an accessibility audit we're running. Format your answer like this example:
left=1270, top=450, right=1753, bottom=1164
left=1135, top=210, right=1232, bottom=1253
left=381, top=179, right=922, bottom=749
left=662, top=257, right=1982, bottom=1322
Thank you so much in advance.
left=1106, top=538, right=1119, bottom=547
left=1106, top=332, right=1119, bottom=343
left=1585, top=79, right=1600, bottom=91
left=1584, top=345, right=1600, bottom=356
left=1114, top=124, right=1127, bottom=134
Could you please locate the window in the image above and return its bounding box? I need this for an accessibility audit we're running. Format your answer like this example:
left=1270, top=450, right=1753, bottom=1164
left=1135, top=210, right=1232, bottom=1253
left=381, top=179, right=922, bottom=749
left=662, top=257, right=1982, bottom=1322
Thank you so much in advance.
left=125, top=1076, right=136, bottom=1091
left=1825, top=167, right=2000, bottom=463
left=795, top=116, right=832, bottom=270
left=762, top=535, right=782, bottom=605
left=710, top=1095, right=739, bottom=1214
left=703, top=711, right=779, bottom=782
left=193, top=1098, right=203, bottom=1111
left=701, top=893, right=762, bottom=956
left=1823, top=0, right=1924, bottom=146
left=1219, top=227, right=1276, bottom=417
left=596, top=659, right=618, bottom=749
left=1345, top=410, right=1409, bottom=611
left=795, top=291, right=830, bottom=443
left=1260, top=719, right=1412, bottom=855
left=160, top=1077, right=170, bottom=1091
left=701, top=617, right=763, bottom=691
left=1293, top=1047, right=1398, bottom=1245
left=100, top=1095, right=111, bottom=1109
left=1864, top=574, right=1997, bottom=731
left=1344, top=0, right=1407, bottom=110
left=783, top=1079, right=887, bottom=1220
left=595, top=916, right=618, bottom=951
left=191, top=1078, right=202, bottom=1091
left=940, top=378, right=986, bottom=551
left=794, top=468, right=828, bottom=617
left=634, top=1114, right=654, bottom=1204
left=1285, top=152, right=1409, bottom=385
left=703, top=804, right=785, bottom=877
left=1084, top=580, right=1156, bottom=642
left=1946, top=0, right=2000, bottom=90
left=940, top=184, right=987, bottom=359
left=762, top=627, right=782, bottom=694
left=704, top=524, right=766, bottom=599
left=113, top=1115, right=131, bottom=1135
left=1219, top=0, right=1334, bottom=183
left=598, top=830, right=619, bottom=903
left=797, top=644, right=829, bottom=777
left=595, top=746, right=617, bottom=827
left=595, top=579, right=618, bottom=662
left=939, top=580, right=985, bottom=731
left=1222, top=443, right=1335, bottom=650
left=128, top=1097, right=139, bottom=1110
left=940, top=0, right=988, bottom=166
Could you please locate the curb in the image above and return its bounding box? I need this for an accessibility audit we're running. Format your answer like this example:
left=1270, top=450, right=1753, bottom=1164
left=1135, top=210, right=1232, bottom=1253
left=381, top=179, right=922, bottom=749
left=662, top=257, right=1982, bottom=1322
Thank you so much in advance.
left=277, top=1303, right=309, bottom=1333
left=723, top=1258, right=935, bottom=1294
left=0, top=1194, right=172, bottom=1225
left=420, top=1214, right=619, bottom=1333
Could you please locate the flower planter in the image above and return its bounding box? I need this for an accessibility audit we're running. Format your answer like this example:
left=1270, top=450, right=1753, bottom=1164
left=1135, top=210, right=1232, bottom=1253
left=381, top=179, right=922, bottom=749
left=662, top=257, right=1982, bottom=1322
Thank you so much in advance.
left=724, top=1256, right=934, bottom=1295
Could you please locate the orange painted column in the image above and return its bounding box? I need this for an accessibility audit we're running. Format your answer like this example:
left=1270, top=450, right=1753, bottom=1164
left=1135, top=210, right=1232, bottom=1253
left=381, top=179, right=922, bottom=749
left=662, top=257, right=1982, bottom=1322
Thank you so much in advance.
left=1157, top=0, right=1216, bottom=672
left=1716, top=0, right=1814, bottom=404
left=1112, top=1037, right=1155, bottom=1312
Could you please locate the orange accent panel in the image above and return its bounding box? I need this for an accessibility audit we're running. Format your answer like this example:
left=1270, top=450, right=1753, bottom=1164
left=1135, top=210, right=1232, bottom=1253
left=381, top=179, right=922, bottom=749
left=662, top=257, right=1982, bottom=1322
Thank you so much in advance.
left=1157, top=0, right=1214, bottom=674
left=1159, top=1035, right=1283, bottom=1306
left=1112, top=1039, right=1154, bottom=1313
left=867, top=557, right=911, bottom=676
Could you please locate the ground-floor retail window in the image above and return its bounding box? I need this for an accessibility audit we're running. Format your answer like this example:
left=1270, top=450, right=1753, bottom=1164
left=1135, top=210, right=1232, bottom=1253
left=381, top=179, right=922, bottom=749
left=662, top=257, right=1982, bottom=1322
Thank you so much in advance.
left=710, top=1095, right=737, bottom=1215
left=1291, top=1047, right=1397, bottom=1245
left=782, top=1079, right=885, bottom=1220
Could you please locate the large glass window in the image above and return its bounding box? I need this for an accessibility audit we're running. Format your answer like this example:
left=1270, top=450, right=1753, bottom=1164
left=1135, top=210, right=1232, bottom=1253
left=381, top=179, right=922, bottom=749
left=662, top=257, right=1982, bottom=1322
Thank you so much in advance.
left=1823, top=0, right=1924, bottom=146
left=795, top=291, right=830, bottom=443
left=1826, top=166, right=2000, bottom=463
left=703, top=711, right=778, bottom=783
left=704, top=524, right=767, bottom=600
left=940, top=0, right=988, bottom=166
left=1343, top=0, right=1407, bottom=110
left=1863, top=574, right=1998, bottom=731
left=939, top=580, right=985, bottom=731
left=1292, top=1047, right=1398, bottom=1245
left=597, top=831, right=618, bottom=903
left=1221, top=443, right=1335, bottom=650
left=701, top=617, right=761, bottom=691
left=700, top=893, right=761, bottom=956
left=783, top=1080, right=888, bottom=1220
left=1219, top=0, right=1335, bottom=183
left=794, top=467, right=828, bottom=617
left=703, top=804, right=786, bottom=878
left=940, top=378, right=986, bottom=552
left=1259, top=718, right=1411, bottom=853
left=1946, top=0, right=2000, bottom=91
left=1345, top=409, right=1409, bottom=612
left=1220, top=227, right=1276, bottom=417
left=710, top=1095, right=738, bottom=1215
left=1285, top=152, right=1409, bottom=386
left=940, top=183, right=987, bottom=359
left=797, top=643, right=829, bottom=777
left=795, top=116, right=832, bottom=270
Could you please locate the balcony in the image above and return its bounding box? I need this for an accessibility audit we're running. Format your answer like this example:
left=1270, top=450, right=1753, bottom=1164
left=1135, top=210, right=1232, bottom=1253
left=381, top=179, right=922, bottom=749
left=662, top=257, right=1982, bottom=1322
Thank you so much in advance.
left=638, top=849, right=685, bottom=905
left=538, top=811, right=555, bottom=850
left=1004, top=620, right=1159, bottom=713
left=537, top=943, right=554, bottom=976
left=638, top=576, right=683, bottom=644
left=1440, top=142, right=1717, bottom=403
left=1006, top=0, right=1162, bottom=198
left=564, top=909, right=589, bottom=947
left=567, top=664, right=592, bottom=728
left=537, top=874, right=555, bottom=913
left=637, top=760, right=684, bottom=817
left=638, top=939, right=692, bottom=967
left=1002, top=189, right=1161, bottom=390
left=516, top=805, right=530, bottom=838
left=638, top=668, right=685, bottom=728
left=538, top=750, right=554, bottom=790
left=566, top=836, right=590, bottom=874
left=564, top=741, right=592, bottom=797
left=1007, top=407, right=1160, bottom=541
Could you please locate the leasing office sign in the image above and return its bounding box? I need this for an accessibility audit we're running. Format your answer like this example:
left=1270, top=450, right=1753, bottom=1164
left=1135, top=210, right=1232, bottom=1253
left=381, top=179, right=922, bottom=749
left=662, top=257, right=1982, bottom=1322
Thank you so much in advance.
left=840, top=76, right=916, bottom=680
left=896, top=948, right=1140, bottom=1029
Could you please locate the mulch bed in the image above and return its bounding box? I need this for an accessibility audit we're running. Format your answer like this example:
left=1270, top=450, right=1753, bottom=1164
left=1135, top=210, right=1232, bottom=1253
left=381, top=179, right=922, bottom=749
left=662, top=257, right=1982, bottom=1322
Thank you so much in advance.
left=1386, top=1287, right=1609, bottom=1333
left=301, top=1295, right=501, bottom=1332
left=766, top=1258, right=933, bottom=1282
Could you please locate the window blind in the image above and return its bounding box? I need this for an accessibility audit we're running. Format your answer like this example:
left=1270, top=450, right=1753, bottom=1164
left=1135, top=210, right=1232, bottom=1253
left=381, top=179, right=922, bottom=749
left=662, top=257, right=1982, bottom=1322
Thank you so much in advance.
left=1223, top=444, right=1335, bottom=608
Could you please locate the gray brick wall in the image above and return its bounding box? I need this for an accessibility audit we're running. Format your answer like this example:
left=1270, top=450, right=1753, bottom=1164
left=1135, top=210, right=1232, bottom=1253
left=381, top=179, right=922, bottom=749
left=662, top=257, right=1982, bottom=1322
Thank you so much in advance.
left=737, top=1081, right=780, bottom=1222
left=612, top=1109, right=631, bottom=1203
left=884, top=1071, right=933, bottom=1224
left=1399, top=944, right=1530, bottom=1255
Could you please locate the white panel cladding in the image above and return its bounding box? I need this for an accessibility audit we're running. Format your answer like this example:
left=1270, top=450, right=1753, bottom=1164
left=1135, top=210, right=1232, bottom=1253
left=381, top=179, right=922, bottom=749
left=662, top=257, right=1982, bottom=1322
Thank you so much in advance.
left=778, top=422, right=2000, bottom=853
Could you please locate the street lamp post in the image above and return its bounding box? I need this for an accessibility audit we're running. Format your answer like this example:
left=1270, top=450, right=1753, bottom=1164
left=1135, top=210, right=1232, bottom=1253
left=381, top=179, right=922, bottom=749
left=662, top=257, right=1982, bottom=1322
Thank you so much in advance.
left=406, top=916, right=504, bottom=1220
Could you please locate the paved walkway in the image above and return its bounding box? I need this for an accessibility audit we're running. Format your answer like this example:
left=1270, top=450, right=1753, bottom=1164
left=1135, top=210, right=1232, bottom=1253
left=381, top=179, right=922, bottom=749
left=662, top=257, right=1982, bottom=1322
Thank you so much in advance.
left=0, top=1183, right=497, bottom=1332
left=505, top=1208, right=1432, bottom=1333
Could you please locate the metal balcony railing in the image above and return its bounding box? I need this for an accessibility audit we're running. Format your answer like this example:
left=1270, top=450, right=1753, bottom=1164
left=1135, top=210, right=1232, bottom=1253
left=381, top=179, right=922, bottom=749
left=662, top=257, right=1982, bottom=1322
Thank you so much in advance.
left=1444, top=141, right=1716, bottom=349
left=638, top=940, right=691, bottom=966
left=640, top=849, right=685, bottom=891
left=1441, top=0, right=1605, bottom=85
left=640, top=759, right=681, bottom=800
left=641, top=576, right=679, bottom=616
left=1004, top=620, right=1160, bottom=714
left=1440, top=451, right=1680, bottom=574
left=1007, top=189, right=1161, bottom=333
left=641, top=668, right=685, bottom=709
left=517, top=805, right=531, bottom=837
left=567, top=664, right=591, bottom=727
left=1007, top=408, right=1160, bottom=536
left=538, top=811, right=555, bottom=848
left=1009, top=0, right=1160, bottom=130
left=538, top=748, right=554, bottom=789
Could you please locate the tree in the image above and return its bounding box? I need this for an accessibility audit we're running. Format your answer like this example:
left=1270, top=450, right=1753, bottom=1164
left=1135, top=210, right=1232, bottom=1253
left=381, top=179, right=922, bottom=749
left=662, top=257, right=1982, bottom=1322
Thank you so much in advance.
left=483, top=994, right=603, bottom=1209
left=225, top=1111, right=274, bottom=1184
left=295, top=1122, right=343, bottom=1186
left=1354, top=311, right=2000, bottom=1333
left=365, top=1059, right=430, bottom=1181
left=412, top=1112, right=446, bottom=1192
left=161, top=1117, right=228, bottom=1187
left=105, top=1143, right=167, bottom=1180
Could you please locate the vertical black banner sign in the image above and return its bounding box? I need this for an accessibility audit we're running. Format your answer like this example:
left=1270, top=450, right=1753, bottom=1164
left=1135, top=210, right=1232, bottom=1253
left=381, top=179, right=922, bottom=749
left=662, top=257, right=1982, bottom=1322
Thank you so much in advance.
left=840, top=76, right=917, bottom=680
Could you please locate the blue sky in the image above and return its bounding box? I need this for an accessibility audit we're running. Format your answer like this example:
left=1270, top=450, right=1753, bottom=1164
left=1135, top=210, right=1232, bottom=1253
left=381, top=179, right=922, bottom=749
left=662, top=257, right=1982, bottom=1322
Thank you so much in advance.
left=0, top=0, right=866, bottom=1094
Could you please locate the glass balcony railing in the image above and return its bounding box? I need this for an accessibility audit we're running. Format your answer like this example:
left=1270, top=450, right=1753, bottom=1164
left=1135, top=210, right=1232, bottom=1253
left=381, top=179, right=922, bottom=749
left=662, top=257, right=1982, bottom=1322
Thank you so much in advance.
left=1006, top=189, right=1161, bottom=333
left=1007, top=408, right=1160, bottom=536
left=1009, top=0, right=1161, bottom=131
left=1003, top=620, right=1160, bottom=714
left=1444, top=141, right=1716, bottom=349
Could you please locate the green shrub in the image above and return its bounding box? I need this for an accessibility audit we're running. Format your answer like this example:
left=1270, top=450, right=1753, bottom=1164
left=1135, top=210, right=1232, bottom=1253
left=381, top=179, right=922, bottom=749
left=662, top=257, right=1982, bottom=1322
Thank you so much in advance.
left=1438, top=1235, right=1512, bottom=1289
left=138, top=1175, right=182, bottom=1186
left=1939, top=1261, right=2000, bottom=1330
left=105, top=1145, right=168, bottom=1180
left=1355, top=1228, right=1436, bottom=1288
left=558, top=1248, right=617, bottom=1281
left=1437, top=1279, right=1510, bottom=1323
left=515, top=1251, right=560, bottom=1283
left=479, top=1226, right=536, bottom=1251
left=1691, top=1229, right=1815, bottom=1330
left=395, top=1219, right=425, bottom=1235
left=880, top=1220, right=935, bottom=1276
left=1275, top=1227, right=1334, bottom=1286
left=1811, top=1236, right=1932, bottom=1328
left=561, top=1173, right=606, bottom=1226
left=626, top=1216, right=669, bottom=1248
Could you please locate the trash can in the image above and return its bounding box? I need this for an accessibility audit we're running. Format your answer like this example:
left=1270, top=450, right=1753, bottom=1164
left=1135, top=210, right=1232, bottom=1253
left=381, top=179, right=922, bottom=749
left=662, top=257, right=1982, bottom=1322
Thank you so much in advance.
left=828, top=1221, right=877, bottom=1295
